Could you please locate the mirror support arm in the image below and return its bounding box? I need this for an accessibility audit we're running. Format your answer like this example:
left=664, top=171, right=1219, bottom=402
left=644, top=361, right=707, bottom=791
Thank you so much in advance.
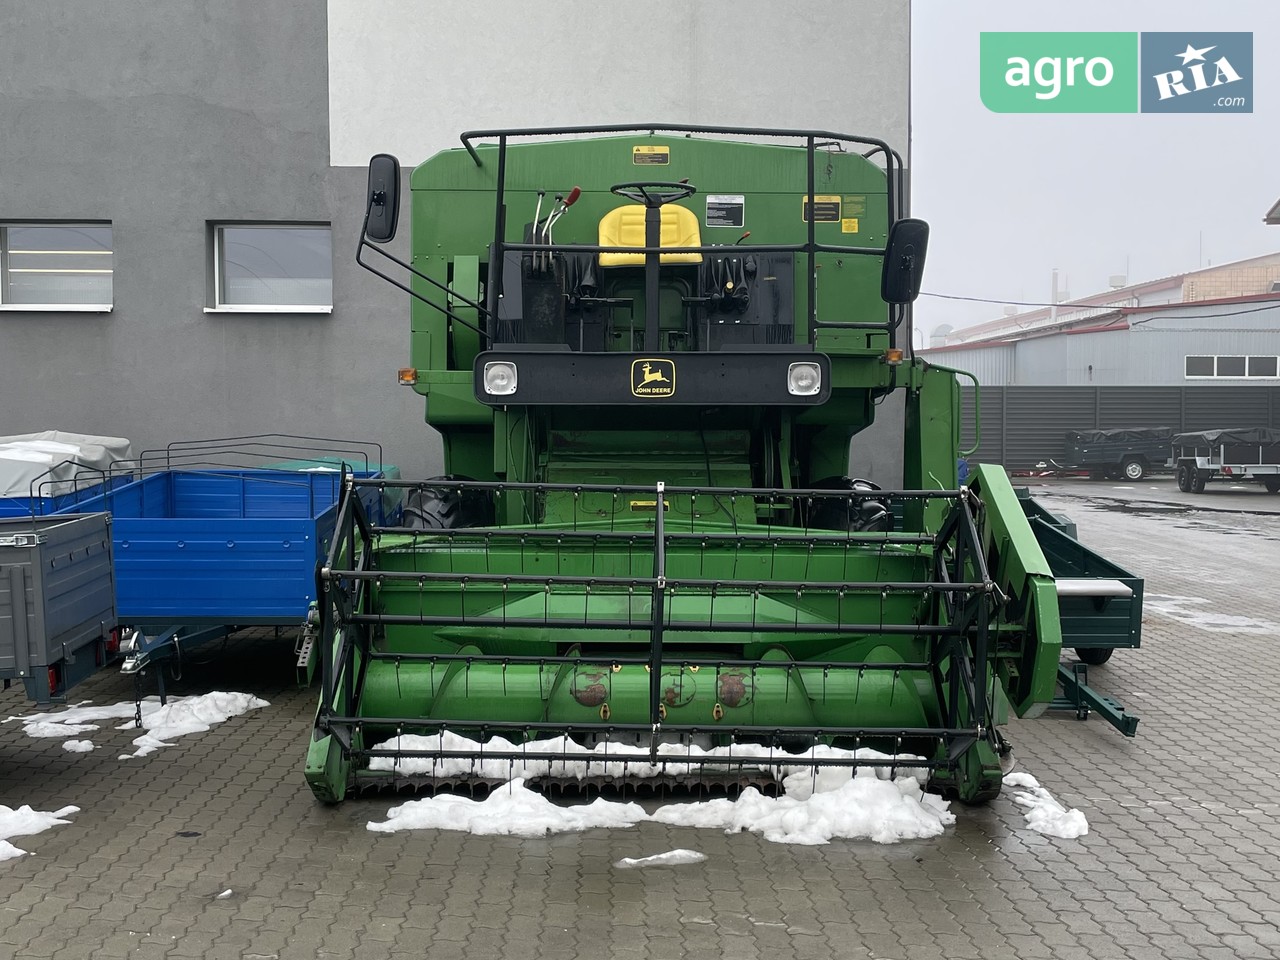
left=356, top=218, right=490, bottom=342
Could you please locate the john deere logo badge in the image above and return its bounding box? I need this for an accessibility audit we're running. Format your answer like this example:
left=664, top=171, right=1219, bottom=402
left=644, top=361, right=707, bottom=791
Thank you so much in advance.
left=631, top=358, right=675, bottom=398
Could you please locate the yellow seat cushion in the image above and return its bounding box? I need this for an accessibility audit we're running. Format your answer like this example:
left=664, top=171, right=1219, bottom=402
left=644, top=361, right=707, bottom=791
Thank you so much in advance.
left=598, top=204, right=702, bottom=266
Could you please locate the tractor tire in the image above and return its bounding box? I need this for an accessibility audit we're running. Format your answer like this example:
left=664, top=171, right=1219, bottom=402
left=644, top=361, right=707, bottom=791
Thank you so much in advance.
left=1121, top=458, right=1145, bottom=481
left=403, top=476, right=495, bottom=529
left=1190, top=469, right=1208, bottom=494
left=1075, top=647, right=1114, bottom=666
left=1176, top=464, right=1192, bottom=492
left=1263, top=477, right=1280, bottom=494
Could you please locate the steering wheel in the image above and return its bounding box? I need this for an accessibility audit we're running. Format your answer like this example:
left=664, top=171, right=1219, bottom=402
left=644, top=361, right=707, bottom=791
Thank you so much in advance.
left=610, top=181, right=697, bottom=207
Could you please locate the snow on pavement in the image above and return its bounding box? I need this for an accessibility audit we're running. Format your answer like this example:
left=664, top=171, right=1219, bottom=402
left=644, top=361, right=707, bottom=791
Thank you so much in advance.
left=615, top=849, right=707, bottom=869
left=1004, top=772, right=1089, bottom=839
left=365, top=734, right=951, bottom=845
left=0, top=804, right=79, bottom=862
left=6, top=693, right=268, bottom=758
left=117, top=692, right=270, bottom=758
left=650, top=775, right=954, bottom=845
left=367, top=778, right=648, bottom=837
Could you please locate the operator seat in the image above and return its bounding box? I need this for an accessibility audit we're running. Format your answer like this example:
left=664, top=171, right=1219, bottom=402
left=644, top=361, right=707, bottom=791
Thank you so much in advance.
left=597, top=204, right=703, bottom=265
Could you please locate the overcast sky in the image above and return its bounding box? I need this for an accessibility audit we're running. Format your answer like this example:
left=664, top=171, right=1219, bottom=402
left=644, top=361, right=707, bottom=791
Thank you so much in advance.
left=911, top=0, right=1278, bottom=339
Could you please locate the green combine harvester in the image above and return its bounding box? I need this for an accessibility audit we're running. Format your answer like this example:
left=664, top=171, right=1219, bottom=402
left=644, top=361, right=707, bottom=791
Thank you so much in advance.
left=305, top=124, right=1140, bottom=805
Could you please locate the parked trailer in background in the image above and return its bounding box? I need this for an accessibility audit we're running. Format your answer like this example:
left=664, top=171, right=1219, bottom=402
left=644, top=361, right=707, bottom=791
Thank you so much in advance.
left=1062, top=427, right=1173, bottom=482
left=0, top=513, right=118, bottom=704
left=61, top=437, right=402, bottom=683
left=1171, top=427, right=1280, bottom=494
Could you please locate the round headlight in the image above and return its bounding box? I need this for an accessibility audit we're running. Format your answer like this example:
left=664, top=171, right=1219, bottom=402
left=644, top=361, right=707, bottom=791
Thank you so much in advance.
left=483, top=361, right=518, bottom=396
left=787, top=361, right=821, bottom=396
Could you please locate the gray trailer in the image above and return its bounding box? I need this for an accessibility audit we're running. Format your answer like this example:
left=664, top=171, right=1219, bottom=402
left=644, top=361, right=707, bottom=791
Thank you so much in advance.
left=1171, top=427, right=1280, bottom=494
left=0, top=513, right=118, bottom=704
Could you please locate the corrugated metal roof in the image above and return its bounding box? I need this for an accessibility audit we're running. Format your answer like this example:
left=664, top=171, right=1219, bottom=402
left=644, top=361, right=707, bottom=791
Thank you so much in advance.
left=939, top=251, right=1280, bottom=345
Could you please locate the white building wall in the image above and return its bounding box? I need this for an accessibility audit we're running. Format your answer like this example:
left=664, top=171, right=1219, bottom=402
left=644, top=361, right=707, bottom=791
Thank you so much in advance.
left=327, top=0, right=910, bottom=167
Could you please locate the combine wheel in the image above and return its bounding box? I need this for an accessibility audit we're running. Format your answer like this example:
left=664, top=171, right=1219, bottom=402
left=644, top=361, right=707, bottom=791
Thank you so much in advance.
left=1190, top=469, right=1208, bottom=494
left=1263, top=478, right=1280, bottom=494
left=1121, top=457, right=1145, bottom=481
left=1074, top=647, right=1113, bottom=666
left=1176, top=464, right=1192, bottom=492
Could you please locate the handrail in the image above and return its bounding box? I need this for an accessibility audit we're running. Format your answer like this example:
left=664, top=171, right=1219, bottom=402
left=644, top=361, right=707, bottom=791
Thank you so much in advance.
left=928, top=364, right=982, bottom=458
left=456, top=123, right=901, bottom=351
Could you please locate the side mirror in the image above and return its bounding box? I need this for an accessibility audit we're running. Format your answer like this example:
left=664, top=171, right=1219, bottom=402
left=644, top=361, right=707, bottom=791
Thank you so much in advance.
left=880, top=218, right=929, bottom=305
left=364, top=154, right=401, bottom=243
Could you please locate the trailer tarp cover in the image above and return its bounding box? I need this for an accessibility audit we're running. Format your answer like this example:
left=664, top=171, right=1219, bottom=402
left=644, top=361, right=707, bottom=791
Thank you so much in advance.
left=1065, top=426, right=1174, bottom=443
left=0, top=431, right=133, bottom=498
left=1172, top=427, right=1280, bottom=447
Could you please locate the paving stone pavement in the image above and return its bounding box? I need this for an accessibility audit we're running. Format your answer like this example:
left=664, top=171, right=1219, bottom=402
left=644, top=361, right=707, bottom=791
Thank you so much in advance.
left=2, top=480, right=1279, bottom=959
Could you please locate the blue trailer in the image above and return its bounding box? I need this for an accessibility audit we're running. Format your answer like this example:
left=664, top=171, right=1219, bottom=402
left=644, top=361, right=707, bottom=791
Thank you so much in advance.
left=62, top=466, right=398, bottom=679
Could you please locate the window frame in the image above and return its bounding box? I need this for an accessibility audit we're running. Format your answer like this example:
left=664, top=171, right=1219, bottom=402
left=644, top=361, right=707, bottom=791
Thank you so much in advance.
left=205, top=221, right=334, bottom=315
left=0, top=221, right=114, bottom=312
left=1184, top=354, right=1280, bottom=380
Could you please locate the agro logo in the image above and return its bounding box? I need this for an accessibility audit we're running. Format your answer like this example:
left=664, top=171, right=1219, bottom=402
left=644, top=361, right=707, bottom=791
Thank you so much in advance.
left=631, top=358, right=675, bottom=398
left=1140, top=33, right=1252, bottom=113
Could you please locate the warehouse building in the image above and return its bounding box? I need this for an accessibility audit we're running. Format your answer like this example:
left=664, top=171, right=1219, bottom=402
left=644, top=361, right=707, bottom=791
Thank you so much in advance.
left=0, top=1, right=910, bottom=480
left=922, top=255, right=1280, bottom=470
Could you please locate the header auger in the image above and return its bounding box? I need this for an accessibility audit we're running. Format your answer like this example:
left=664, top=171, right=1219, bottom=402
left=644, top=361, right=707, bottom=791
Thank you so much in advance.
left=306, top=124, right=1130, bottom=805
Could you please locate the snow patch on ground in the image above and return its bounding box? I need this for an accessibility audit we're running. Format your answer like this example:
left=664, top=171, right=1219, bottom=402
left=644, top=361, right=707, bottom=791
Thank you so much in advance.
left=1004, top=772, right=1088, bottom=839
left=365, top=734, right=949, bottom=845
left=615, top=849, right=707, bottom=869
left=1145, top=593, right=1275, bottom=634
left=651, top=775, right=953, bottom=845
left=0, top=804, right=79, bottom=861
left=116, top=692, right=270, bottom=758
left=6, top=699, right=151, bottom=738
left=368, top=778, right=648, bottom=837
left=8, top=693, right=268, bottom=758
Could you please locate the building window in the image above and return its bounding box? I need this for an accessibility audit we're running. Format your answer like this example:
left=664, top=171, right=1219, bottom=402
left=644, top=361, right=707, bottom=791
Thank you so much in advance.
left=1184, top=356, right=1215, bottom=377
left=209, top=223, right=332, bottom=312
left=1216, top=355, right=1247, bottom=377
left=0, top=222, right=113, bottom=310
left=1248, top=355, right=1278, bottom=377
left=1185, top=354, right=1280, bottom=379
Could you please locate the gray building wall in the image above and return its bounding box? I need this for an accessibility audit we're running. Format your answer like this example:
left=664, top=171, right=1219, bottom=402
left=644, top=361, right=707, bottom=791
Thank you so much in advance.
left=927, top=301, right=1280, bottom=388
left=1, top=1, right=911, bottom=482
left=0, top=1, right=429, bottom=473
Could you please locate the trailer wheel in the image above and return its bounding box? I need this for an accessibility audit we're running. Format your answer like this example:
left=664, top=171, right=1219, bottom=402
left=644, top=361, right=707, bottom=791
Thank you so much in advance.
left=1176, top=464, right=1192, bottom=492
left=1103, top=467, right=1121, bottom=481
left=1075, top=648, right=1113, bottom=665
left=1263, top=478, right=1280, bottom=494
left=1190, top=469, right=1208, bottom=494
left=1121, top=458, right=1145, bottom=481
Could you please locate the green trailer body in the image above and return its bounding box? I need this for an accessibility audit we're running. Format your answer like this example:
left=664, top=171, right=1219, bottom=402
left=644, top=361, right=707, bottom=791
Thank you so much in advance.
left=306, top=125, right=1140, bottom=804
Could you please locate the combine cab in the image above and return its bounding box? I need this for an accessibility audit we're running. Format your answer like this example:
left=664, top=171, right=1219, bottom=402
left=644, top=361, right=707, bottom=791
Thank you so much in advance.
left=306, top=124, right=1134, bottom=804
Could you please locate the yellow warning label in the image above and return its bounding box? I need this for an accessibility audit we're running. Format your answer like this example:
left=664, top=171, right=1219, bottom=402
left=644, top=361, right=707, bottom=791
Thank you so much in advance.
left=629, top=499, right=671, bottom=512
left=802, top=195, right=841, bottom=222
left=632, top=145, right=670, bottom=165
left=631, top=358, right=676, bottom=397
left=841, top=218, right=860, bottom=234
left=843, top=195, right=868, bottom=216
